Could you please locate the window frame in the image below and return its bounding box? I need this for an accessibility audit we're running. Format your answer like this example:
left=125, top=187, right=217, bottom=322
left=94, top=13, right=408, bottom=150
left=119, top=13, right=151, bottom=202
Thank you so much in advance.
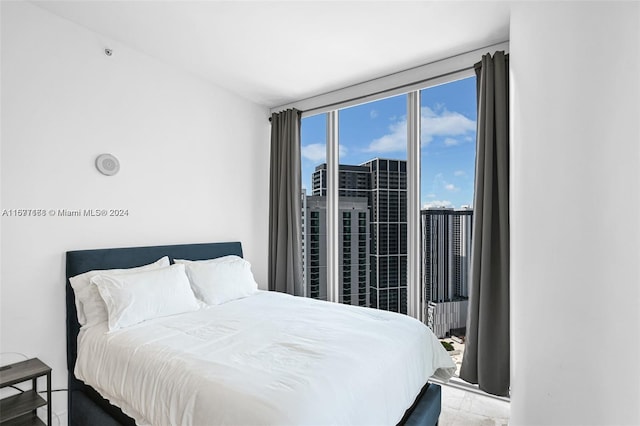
left=293, top=42, right=509, bottom=320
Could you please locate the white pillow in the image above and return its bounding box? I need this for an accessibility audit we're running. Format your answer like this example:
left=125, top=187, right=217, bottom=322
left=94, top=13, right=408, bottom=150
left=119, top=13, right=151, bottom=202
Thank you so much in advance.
left=69, top=256, right=170, bottom=327
left=174, top=255, right=258, bottom=305
left=92, top=263, right=200, bottom=332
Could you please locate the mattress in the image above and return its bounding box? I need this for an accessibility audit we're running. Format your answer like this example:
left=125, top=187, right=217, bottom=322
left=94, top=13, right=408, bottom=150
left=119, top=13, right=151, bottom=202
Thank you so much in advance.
left=75, top=290, right=455, bottom=426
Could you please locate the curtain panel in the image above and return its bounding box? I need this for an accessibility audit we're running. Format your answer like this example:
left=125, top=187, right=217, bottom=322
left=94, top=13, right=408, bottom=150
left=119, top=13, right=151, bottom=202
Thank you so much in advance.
left=459, top=51, right=510, bottom=397
left=268, top=109, right=304, bottom=296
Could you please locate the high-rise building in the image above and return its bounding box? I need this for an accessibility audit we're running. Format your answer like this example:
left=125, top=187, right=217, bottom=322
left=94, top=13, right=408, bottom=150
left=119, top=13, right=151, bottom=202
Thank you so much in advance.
left=304, top=164, right=472, bottom=331
left=421, top=207, right=472, bottom=337
left=307, top=159, right=407, bottom=313
left=362, top=159, right=407, bottom=314
left=311, top=164, right=371, bottom=197
left=303, top=195, right=370, bottom=305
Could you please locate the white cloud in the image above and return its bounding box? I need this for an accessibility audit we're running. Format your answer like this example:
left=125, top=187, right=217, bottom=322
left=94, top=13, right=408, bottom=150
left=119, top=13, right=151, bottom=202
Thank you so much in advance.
left=421, top=106, right=476, bottom=145
left=301, top=144, right=348, bottom=162
left=423, top=200, right=453, bottom=209
left=364, top=105, right=475, bottom=153
left=339, top=145, right=348, bottom=158
left=444, top=183, right=459, bottom=192
left=366, top=120, right=407, bottom=153
left=454, top=170, right=466, bottom=177
left=301, top=143, right=326, bottom=162
left=370, top=110, right=379, bottom=119
left=431, top=172, right=459, bottom=192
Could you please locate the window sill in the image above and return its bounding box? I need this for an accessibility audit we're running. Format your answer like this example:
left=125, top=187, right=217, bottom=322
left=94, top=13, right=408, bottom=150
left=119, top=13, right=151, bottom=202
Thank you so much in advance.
left=430, top=376, right=511, bottom=403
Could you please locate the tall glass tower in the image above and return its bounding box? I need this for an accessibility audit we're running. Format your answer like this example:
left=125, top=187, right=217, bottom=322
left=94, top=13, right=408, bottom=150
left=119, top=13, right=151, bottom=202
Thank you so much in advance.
left=306, top=159, right=407, bottom=313
left=421, top=207, right=472, bottom=337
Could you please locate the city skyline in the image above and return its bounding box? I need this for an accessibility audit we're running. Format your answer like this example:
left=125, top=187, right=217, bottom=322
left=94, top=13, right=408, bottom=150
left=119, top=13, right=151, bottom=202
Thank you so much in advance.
left=301, top=76, right=477, bottom=210
left=302, top=157, right=473, bottom=335
left=303, top=159, right=408, bottom=314
left=300, top=77, right=477, bottom=334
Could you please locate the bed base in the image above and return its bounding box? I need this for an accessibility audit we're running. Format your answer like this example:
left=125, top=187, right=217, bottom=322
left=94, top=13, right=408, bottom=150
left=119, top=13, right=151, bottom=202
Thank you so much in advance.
left=65, top=241, right=441, bottom=426
left=69, top=379, right=441, bottom=426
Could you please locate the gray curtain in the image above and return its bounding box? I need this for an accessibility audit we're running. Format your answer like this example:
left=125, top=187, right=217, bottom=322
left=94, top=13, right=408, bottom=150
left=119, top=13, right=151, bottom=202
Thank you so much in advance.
left=459, top=51, right=510, bottom=397
left=268, top=109, right=304, bottom=295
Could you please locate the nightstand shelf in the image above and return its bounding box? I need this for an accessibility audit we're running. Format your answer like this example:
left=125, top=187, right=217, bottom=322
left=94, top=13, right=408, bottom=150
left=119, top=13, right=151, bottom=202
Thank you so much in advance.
left=0, top=358, right=51, bottom=425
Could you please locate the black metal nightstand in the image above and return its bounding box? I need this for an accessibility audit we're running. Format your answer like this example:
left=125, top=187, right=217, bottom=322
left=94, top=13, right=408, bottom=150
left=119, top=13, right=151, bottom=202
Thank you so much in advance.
left=0, top=358, right=51, bottom=425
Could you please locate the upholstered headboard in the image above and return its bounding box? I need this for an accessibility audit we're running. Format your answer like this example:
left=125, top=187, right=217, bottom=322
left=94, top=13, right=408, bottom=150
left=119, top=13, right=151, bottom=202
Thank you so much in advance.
left=65, top=242, right=243, bottom=380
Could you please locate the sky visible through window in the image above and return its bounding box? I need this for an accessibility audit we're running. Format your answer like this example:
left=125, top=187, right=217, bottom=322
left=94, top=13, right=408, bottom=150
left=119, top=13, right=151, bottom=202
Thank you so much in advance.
left=301, top=76, right=477, bottom=209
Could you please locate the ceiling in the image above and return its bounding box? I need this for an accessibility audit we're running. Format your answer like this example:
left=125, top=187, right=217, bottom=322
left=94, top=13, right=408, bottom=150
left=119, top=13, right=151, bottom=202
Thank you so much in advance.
left=31, top=1, right=511, bottom=108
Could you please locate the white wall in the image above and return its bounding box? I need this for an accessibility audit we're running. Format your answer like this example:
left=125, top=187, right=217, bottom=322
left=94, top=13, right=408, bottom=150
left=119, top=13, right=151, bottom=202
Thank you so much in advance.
left=0, top=2, right=270, bottom=422
left=510, top=2, right=639, bottom=425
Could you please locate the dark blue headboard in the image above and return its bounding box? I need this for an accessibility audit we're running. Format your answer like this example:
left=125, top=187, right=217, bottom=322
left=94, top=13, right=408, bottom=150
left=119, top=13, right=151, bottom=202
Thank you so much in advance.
left=65, top=242, right=243, bottom=377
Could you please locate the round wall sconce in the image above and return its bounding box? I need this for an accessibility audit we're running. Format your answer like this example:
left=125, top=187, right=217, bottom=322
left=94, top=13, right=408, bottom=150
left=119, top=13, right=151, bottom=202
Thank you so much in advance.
left=95, top=153, right=120, bottom=176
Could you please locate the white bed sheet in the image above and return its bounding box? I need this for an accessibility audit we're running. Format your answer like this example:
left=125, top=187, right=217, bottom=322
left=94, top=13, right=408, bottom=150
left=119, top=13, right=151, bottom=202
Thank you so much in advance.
left=75, top=291, right=455, bottom=426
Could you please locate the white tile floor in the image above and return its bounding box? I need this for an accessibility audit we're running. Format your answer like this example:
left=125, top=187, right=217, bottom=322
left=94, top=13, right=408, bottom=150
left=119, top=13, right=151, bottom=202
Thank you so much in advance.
left=439, top=384, right=510, bottom=426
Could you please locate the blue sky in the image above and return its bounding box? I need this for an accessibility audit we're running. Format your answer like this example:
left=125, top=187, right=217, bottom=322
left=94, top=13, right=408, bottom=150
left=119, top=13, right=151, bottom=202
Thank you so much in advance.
left=301, top=76, right=476, bottom=209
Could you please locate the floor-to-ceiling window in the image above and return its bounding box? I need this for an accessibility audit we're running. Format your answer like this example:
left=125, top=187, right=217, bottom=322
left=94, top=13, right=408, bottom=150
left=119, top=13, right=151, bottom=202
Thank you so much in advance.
left=301, top=114, right=327, bottom=300
left=300, top=75, right=476, bottom=337
left=337, top=94, right=408, bottom=313
left=420, top=76, right=477, bottom=375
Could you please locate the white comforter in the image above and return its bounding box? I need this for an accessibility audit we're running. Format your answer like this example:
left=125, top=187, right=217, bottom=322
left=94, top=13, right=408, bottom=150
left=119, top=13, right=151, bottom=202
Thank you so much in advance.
left=75, top=291, right=455, bottom=426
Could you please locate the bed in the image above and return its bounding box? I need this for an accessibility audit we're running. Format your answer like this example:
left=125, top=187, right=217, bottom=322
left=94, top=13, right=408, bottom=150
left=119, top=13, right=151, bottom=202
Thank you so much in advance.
left=66, top=241, right=455, bottom=425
